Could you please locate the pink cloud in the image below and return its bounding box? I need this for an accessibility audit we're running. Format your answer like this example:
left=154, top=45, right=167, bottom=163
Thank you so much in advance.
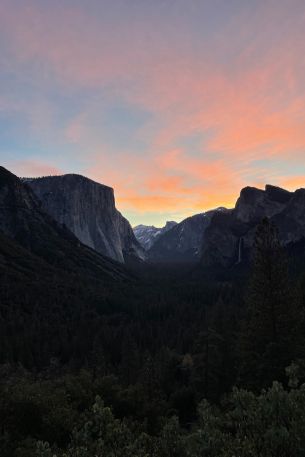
left=8, top=160, right=63, bottom=178
left=2, top=1, right=305, bottom=160
left=1, top=0, right=305, bottom=222
left=65, top=113, right=89, bottom=144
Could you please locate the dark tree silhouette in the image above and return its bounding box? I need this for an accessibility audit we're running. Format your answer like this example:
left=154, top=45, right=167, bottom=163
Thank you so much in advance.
left=238, top=217, right=303, bottom=389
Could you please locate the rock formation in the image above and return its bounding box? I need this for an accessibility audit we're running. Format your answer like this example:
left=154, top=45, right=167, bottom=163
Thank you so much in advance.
left=0, top=166, right=129, bottom=280
left=26, top=174, right=145, bottom=263
left=201, top=184, right=305, bottom=268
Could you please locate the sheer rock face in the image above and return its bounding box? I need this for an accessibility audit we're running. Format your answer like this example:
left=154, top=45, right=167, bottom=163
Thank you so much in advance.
left=147, top=209, right=228, bottom=263
left=133, top=221, right=177, bottom=250
left=0, top=166, right=130, bottom=280
left=26, top=174, right=145, bottom=263
left=201, top=184, right=305, bottom=268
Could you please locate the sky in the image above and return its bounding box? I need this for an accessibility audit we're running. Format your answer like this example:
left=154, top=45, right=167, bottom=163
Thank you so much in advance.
left=1, top=0, right=305, bottom=226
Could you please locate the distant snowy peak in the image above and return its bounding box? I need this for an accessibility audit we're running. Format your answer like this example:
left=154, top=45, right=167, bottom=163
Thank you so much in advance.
left=133, top=221, right=177, bottom=250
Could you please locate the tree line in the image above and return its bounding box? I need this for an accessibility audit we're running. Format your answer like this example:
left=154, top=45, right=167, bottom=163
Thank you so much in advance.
left=1, top=218, right=305, bottom=456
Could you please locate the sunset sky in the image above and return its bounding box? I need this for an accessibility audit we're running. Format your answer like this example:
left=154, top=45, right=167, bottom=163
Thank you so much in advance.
left=1, top=0, right=305, bottom=226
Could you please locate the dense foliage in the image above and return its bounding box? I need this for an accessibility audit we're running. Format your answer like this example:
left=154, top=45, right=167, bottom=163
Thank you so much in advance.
left=1, top=218, right=305, bottom=456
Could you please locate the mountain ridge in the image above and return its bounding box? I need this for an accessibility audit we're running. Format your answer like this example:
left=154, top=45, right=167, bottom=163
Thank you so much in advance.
left=201, top=183, right=305, bottom=268
left=0, top=166, right=130, bottom=281
left=15, top=167, right=305, bottom=270
left=147, top=208, right=228, bottom=263
left=133, top=220, right=177, bottom=250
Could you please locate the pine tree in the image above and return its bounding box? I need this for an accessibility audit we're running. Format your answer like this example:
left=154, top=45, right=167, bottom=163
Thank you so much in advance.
left=238, top=218, right=303, bottom=389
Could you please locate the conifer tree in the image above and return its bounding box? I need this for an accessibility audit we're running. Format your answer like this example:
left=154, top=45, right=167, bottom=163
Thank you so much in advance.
left=238, top=218, right=303, bottom=389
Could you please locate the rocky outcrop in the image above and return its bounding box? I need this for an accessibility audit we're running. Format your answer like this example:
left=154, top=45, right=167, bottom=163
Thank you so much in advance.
left=26, top=174, right=145, bottom=263
left=148, top=209, right=227, bottom=263
left=201, top=184, right=305, bottom=268
left=0, top=166, right=130, bottom=280
left=234, top=185, right=292, bottom=223
left=133, top=221, right=177, bottom=250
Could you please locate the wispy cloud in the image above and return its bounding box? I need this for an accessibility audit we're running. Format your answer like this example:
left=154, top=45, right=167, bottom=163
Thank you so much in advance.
left=1, top=0, right=305, bottom=224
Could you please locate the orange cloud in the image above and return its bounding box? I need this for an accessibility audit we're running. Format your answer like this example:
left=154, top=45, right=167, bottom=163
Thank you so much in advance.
left=2, top=0, right=305, bottom=164
left=118, top=194, right=189, bottom=213
left=279, top=176, right=305, bottom=190
left=2, top=0, right=305, bottom=224
left=146, top=175, right=192, bottom=194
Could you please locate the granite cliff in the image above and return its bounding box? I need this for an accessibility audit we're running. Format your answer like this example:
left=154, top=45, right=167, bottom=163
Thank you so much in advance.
left=201, top=184, right=305, bottom=268
left=0, top=166, right=130, bottom=280
left=26, top=174, right=145, bottom=263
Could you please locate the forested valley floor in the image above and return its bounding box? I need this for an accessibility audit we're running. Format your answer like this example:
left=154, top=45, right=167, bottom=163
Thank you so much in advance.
left=1, top=219, right=305, bottom=456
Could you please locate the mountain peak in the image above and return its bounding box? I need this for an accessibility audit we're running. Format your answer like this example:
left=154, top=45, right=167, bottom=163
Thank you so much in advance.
left=165, top=221, right=177, bottom=229
left=134, top=220, right=177, bottom=251
left=237, top=184, right=293, bottom=205
left=238, top=186, right=264, bottom=201
left=265, top=184, right=292, bottom=203
left=202, top=183, right=305, bottom=269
